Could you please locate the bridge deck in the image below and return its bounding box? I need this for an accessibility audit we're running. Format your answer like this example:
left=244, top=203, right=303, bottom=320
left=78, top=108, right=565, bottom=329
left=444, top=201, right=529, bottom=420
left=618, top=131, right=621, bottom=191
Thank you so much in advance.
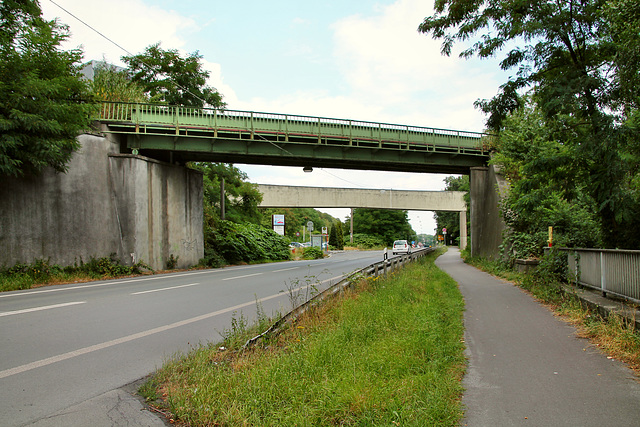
left=99, top=102, right=489, bottom=174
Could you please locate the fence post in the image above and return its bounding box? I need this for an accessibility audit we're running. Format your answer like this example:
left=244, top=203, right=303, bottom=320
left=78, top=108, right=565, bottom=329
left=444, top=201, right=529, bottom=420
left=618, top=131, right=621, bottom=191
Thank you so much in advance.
left=600, top=251, right=607, bottom=298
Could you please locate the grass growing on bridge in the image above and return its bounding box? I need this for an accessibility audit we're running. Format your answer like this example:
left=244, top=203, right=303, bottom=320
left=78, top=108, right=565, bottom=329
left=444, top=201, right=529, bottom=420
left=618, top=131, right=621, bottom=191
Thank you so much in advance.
left=141, top=250, right=466, bottom=426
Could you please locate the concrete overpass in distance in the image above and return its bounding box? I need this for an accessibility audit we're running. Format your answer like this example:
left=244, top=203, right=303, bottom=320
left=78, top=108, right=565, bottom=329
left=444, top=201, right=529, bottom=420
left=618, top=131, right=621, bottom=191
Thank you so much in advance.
left=257, top=184, right=467, bottom=249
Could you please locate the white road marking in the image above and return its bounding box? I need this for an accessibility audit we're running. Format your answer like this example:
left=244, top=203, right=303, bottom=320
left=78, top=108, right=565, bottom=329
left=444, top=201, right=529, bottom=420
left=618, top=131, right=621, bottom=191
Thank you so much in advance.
left=131, top=282, right=201, bottom=295
left=0, top=270, right=219, bottom=299
left=0, top=290, right=285, bottom=379
left=271, top=267, right=299, bottom=273
left=0, top=301, right=86, bottom=317
left=222, top=273, right=263, bottom=281
left=0, top=273, right=348, bottom=379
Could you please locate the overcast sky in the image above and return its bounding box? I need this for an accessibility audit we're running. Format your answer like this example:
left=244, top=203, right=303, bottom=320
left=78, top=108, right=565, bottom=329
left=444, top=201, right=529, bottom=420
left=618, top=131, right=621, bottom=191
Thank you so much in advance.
left=41, top=0, right=509, bottom=235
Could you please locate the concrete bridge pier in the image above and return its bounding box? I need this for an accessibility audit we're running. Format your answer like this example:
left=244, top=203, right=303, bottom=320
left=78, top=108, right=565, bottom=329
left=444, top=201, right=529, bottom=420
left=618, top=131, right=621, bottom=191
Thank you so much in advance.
left=0, top=132, right=204, bottom=271
left=470, top=165, right=507, bottom=259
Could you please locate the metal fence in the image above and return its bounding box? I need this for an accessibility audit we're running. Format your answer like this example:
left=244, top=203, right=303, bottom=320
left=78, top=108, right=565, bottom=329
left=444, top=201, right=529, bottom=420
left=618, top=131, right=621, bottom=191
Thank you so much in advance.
left=244, top=247, right=434, bottom=348
left=98, top=102, right=486, bottom=153
left=565, top=248, right=640, bottom=303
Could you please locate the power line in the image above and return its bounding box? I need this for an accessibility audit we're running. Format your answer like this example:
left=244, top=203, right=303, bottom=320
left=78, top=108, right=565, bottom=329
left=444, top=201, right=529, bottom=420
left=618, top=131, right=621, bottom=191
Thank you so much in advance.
left=48, top=0, right=134, bottom=57
left=47, top=0, right=208, bottom=105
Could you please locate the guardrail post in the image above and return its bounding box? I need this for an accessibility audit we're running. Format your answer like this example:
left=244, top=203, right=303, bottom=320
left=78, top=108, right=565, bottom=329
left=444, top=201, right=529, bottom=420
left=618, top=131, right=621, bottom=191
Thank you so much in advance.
left=600, top=252, right=607, bottom=297
left=251, top=111, right=255, bottom=139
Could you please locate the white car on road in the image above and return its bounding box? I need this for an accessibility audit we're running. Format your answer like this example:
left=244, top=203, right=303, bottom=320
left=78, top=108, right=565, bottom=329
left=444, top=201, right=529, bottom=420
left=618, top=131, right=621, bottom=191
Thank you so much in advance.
left=392, top=240, right=411, bottom=255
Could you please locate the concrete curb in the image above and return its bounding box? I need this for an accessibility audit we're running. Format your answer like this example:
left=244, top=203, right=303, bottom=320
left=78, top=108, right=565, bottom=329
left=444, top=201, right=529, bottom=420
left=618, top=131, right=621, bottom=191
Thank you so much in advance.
left=563, top=284, right=640, bottom=331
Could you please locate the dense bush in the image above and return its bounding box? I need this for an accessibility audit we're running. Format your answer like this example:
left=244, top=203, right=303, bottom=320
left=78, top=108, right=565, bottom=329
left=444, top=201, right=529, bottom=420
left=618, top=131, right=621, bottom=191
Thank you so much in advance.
left=302, top=247, right=324, bottom=260
left=0, top=255, right=152, bottom=292
left=202, top=220, right=291, bottom=266
left=351, top=233, right=385, bottom=249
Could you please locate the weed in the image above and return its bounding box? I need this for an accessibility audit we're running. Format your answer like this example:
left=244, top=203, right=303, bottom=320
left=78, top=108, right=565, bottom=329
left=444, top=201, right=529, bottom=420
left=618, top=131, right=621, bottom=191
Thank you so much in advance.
left=281, top=270, right=324, bottom=310
left=142, top=252, right=466, bottom=426
left=0, top=255, right=152, bottom=292
left=166, top=254, right=179, bottom=270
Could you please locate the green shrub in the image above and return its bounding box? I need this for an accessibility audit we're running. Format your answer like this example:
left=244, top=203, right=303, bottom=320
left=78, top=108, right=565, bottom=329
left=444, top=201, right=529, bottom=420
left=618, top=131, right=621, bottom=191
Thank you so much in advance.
left=203, top=220, right=291, bottom=266
left=302, top=246, right=324, bottom=259
left=351, top=233, right=385, bottom=249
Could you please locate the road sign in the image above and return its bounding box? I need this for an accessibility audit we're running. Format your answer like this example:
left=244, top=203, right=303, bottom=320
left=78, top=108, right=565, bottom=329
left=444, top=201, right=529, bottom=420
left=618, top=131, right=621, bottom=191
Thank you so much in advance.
left=443, top=228, right=447, bottom=234
left=322, top=226, right=327, bottom=234
left=307, top=221, right=314, bottom=232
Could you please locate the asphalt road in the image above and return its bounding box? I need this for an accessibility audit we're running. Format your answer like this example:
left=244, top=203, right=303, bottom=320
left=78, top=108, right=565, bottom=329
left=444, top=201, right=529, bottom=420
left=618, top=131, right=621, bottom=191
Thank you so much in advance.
left=0, top=250, right=383, bottom=426
left=436, top=248, right=640, bottom=427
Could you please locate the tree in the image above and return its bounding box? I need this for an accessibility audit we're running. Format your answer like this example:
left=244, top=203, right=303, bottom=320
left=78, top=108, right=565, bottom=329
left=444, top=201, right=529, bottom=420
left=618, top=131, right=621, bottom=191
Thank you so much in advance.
left=419, top=0, right=640, bottom=248
left=434, top=176, right=469, bottom=246
left=352, top=208, right=415, bottom=246
left=0, top=0, right=95, bottom=177
left=122, top=43, right=226, bottom=108
left=328, top=221, right=344, bottom=250
left=191, top=163, right=262, bottom=225
left=89, top=62, right=146, bottom=103
left=260, top=207, right=336, bottom=241
left=491, top=101, right=603, bottom=261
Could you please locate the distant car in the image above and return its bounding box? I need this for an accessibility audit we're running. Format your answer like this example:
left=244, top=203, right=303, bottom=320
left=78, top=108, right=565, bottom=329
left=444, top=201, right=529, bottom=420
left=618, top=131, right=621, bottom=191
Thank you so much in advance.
left=392, top=240, right=411, bottom=255
left=288, top=242, right=303, bottom=248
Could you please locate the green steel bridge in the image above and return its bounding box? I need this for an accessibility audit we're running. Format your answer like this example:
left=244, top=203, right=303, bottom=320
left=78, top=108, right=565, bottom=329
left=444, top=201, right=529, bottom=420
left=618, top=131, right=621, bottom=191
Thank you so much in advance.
left=99, top=102, right=490, bottom=174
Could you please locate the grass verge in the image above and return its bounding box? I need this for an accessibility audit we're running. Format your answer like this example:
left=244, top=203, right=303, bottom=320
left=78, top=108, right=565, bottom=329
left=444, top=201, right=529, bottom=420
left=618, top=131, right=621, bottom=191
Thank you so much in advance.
left=463, top=254, right=640, bottom=373
left=141, top=250, right=466, bottom=426
left=0, top=256, right=152, bottom=292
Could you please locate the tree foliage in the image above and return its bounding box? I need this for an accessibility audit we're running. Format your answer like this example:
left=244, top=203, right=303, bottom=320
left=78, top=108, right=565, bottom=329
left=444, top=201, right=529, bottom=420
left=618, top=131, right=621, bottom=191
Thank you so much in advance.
left=419, top=0, right=640, bottom=248
left=191, top=163, right=263, bottom=225
left=329, top=221, right=344, bottom=250
left=492, top=101, right=603, bottom=262
left=122, top=43, right=226, bottom=108
left=434, top=176, right=469, bottom=246
left=352, top=208, right=416, bottom=246
left=89, top=62, right=146, bottom=103
left=202, top=220, right=290, bottom=267
left=0, top=0, right=95, bottom=177
left=260, top=207, right=336, bottom=241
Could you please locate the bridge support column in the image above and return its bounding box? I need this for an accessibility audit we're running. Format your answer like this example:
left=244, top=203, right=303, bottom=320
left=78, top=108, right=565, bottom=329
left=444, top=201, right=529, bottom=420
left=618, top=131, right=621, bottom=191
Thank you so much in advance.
left=460, top=209, right=467, bottom=250
left=470, top=165, right=508, bottom=259
left=470, top=166, right=488, bottom=257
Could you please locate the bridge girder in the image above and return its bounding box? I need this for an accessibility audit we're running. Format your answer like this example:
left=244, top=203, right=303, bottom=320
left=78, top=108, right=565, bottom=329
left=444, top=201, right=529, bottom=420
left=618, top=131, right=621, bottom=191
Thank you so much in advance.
left=116, top=133, right=487, bottom=175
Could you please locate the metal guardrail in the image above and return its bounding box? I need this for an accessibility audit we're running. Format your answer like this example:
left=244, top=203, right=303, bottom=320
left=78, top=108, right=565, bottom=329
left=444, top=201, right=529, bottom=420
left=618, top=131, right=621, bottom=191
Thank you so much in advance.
left=565, top=248, right=640, bottom=304
left=98, top=102, right=487, bottom=154
left=243, top=247, right=435, bottom=348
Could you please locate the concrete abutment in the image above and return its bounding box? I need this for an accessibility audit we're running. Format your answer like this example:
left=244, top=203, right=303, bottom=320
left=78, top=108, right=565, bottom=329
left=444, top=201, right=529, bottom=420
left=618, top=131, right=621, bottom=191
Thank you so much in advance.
left=0, top=133, right=203, bottom=271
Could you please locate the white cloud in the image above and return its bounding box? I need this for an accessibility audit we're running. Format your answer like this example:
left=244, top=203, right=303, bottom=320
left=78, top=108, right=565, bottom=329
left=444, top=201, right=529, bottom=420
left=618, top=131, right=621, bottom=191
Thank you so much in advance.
left=42, top=0, right=196, bottom=65
left=39, top=0, right=482, bottom=235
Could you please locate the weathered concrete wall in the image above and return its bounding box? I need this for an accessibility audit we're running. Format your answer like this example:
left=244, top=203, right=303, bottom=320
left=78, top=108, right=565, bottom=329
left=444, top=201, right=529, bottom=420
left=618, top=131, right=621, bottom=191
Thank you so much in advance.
left=108, top=153, right=203, bottom=269
left=258, top=184, right=467, bottom=211
left=0, top=133, right=203, bottom=270
left=470, top=164, right=508, bottom=259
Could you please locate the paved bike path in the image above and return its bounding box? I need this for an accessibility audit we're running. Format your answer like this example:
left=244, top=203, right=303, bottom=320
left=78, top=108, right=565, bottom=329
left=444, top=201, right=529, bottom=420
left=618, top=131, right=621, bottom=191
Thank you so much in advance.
left=435, top=248, right=640, bottom=427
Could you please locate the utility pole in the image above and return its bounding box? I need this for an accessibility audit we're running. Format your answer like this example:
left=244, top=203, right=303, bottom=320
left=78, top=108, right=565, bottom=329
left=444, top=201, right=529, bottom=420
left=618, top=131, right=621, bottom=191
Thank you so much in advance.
left=220, top=177, right=225, bottom=221
left=350, top=208, right=354, bottom=243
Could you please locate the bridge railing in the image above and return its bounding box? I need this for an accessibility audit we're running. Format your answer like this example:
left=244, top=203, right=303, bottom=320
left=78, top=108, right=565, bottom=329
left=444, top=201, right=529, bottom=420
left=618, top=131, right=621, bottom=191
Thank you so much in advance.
left=98, top=102, right=487, bottom=153
left=565, top=248, right=640, bottom=303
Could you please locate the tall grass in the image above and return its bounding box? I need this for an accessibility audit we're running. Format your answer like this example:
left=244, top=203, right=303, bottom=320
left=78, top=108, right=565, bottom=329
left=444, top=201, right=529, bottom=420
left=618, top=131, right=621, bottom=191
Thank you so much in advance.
left=0, top=256, right=151, bottom=292
left=143, top=251, right=466, bottom=426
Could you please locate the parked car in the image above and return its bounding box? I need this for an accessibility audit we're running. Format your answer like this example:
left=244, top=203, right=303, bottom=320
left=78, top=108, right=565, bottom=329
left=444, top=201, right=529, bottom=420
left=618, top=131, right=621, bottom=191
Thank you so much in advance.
left=392, top=239, right=411, bottom=255
left=288, top=242, right=304, bottom=248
